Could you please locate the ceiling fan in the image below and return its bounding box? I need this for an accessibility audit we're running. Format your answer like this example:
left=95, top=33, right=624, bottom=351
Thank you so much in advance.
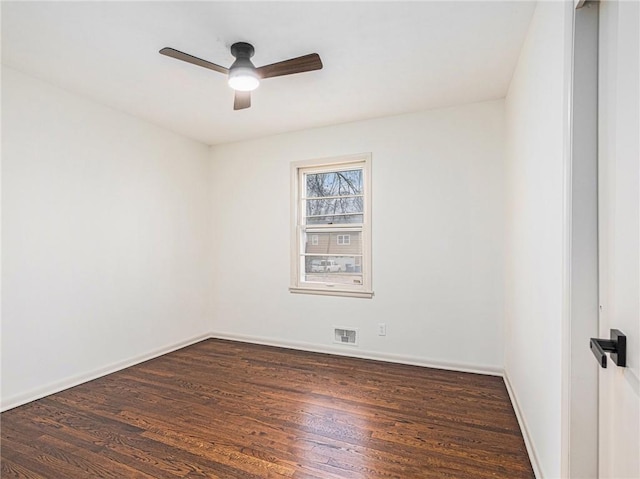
left=160, top=42, right=323, bottom=110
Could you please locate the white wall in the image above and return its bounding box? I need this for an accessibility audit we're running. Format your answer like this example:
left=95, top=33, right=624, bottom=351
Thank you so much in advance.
left=1, top=67, right=212, bottom=409
left=209, top=100, right=506, bottom=373
left=504, top=2, right=572, bottom=478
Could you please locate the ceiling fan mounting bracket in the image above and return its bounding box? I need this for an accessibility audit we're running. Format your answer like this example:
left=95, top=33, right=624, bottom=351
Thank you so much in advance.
left=230, top=42, right=255, bottom=59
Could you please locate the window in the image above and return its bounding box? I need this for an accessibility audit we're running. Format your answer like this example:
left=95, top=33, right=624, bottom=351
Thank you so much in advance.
left=337, top=235, right=350, bottom=245
left=290, top=153, right=372, bottom=298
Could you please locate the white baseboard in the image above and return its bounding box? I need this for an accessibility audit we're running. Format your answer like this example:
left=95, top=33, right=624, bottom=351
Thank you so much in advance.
left=0, top=332, right=210, bottom=412
left=504, top=371, right=543, bottom=479
left=209, top=331, right=504, bottom=377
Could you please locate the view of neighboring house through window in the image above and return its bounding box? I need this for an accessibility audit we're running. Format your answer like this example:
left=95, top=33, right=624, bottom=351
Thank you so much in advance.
left=290, top=153, right=372, bottom=298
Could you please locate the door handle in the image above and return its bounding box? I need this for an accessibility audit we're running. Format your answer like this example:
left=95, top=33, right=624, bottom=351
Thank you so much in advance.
left=590, top=329, right=626, bottom=368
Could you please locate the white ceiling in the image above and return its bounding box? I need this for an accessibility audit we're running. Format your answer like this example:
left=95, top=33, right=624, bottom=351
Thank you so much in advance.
left=2, top=1, right=535, bottom=146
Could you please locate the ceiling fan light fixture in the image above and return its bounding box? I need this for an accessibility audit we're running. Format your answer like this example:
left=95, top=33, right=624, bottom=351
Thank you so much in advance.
left=228, top=67, right=260, bottom=91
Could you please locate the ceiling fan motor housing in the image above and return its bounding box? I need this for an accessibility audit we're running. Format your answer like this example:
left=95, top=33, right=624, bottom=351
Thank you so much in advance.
left=228, top=42, right=259, bottom=92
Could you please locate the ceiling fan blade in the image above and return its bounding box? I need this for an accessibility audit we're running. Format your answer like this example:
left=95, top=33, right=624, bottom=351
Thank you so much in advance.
left=234, top=91, right=251, bottom=110
left=159, top=47, right=228, bottom=74
left=256, top=53, right=322, bottom=79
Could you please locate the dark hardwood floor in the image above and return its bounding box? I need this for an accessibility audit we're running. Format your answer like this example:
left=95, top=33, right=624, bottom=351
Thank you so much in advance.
left=1, top=339, right=534, bottom=478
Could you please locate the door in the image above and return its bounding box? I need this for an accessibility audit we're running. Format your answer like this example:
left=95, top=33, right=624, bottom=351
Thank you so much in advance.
left=597, top=0, right=640, bottom=477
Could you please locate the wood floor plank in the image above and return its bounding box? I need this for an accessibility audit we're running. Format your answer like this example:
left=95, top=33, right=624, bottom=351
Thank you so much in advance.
left=1, top=339, right=534, bottom=478
left=0, top=456, right=48, bottom=479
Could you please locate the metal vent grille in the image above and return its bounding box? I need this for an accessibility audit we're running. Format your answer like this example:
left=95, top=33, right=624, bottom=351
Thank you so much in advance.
left=334, top=328, right=358, bottom=345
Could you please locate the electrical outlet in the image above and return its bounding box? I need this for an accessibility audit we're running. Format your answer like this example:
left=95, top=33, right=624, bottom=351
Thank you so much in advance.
left=378, top=323, right=387, bottom=336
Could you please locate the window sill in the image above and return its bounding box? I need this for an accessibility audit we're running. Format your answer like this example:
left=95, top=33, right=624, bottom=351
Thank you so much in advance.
left=289, top=286, right=374, bottom=299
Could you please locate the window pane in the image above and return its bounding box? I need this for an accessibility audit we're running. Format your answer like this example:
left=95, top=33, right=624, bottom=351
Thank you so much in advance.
left=304, top=231, right=361, bottom=255
left=306, top=214, right=363, bottom=225
left=303, top=255, right=364, bottom=285
left=306, top=169, right=363, bottom=198
left=306, top=197, right=363, bottom=218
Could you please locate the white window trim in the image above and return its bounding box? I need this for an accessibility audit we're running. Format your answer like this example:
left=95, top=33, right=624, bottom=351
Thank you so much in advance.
left=290, top=153, right=373, bottom=299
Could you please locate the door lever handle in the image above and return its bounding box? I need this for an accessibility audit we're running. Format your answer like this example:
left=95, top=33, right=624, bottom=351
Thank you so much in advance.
left=590, top=329, right=626, bottom=368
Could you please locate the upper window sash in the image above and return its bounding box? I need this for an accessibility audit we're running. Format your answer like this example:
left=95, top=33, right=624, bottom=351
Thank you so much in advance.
left=300, top=169, right=364, bottom=227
